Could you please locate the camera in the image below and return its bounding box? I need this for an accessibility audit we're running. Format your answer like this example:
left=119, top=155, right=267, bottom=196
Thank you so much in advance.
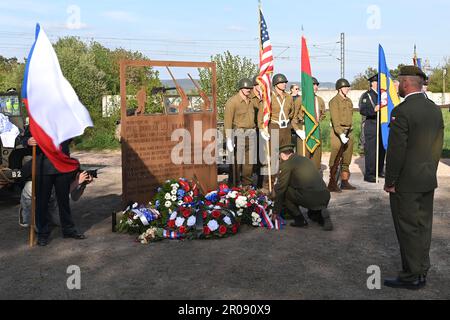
left=86, top=169, right=98, bottom=179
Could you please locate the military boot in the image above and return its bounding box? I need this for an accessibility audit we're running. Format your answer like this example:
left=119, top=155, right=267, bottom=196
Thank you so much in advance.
left=320, top=209, right=333, bottom=231
left=327, top=180, right=342, bottom=193
left=290, top=213, right=308, bottom=228
left=322, top=218, right=334, bottom=231
left=340, top=171, right=356, bottom=190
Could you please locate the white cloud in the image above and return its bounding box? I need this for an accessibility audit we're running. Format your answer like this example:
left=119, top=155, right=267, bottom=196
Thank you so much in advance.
left=101, top=11, right=139, bottom=23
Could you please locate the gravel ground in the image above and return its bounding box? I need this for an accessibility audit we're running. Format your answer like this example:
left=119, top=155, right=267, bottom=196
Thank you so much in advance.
left=1, top=151, right=449, bottom=300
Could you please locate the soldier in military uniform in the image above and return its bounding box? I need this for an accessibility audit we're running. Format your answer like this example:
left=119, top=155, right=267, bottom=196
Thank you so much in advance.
left=383, top=66, right=444, bottom=290
left=258, top=73, right=295, bottom=150
left=292, top=77, right=326, bottom=171
left=250, top=76, right=264, bottom=188
left=329, top=78, right=356, bottom=191
left=257, top=74, right=295, bottom=183
left=271, top=144, right=333, bottom=231
left=224, top=78, right=257, bottom=186
left=359, top=74, right=385, bottom=182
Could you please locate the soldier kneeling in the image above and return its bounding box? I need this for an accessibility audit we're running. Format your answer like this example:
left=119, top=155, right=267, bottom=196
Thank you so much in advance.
left=272, top=144, right=333, bottom=231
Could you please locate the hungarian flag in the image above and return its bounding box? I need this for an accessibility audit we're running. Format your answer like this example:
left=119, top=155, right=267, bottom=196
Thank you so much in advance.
left=22, top=24, right=93, bottom=173
left=301, top=36, right=320, bottom=153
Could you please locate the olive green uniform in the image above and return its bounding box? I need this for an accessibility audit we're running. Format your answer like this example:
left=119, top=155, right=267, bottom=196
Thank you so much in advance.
left=273, top=153, right=331, bottom=217
left=292, top=95, right=326, bottom=170
left=258, top=91, right=294, bottom=148
left=386, top=93, right=444, bottom=282
left=250, top=90, right=264, bottom=187
left=329, top=93, right=354, bottom=172
left=224, top=93, right=256, bottom=185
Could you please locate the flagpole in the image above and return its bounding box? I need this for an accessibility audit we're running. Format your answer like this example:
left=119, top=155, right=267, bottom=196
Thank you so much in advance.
left=259, top=0, right=272, bottom=193
left=376, top=104, right=380, bottom=184
left=29, top=146, right=36, bottom=247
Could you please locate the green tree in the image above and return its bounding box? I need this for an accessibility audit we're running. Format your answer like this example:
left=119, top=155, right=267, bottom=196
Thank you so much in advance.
left=352, top=64, right=405, bottom=90
left=351, top=67, right=378, bottom=90
left=428, top=58, right=450, bottom=93
left=198, top=51, right=258, bottom=121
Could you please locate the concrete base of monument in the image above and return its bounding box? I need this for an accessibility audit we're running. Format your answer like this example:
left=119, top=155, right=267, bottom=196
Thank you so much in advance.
left=1, top=150, right=450, bottom=299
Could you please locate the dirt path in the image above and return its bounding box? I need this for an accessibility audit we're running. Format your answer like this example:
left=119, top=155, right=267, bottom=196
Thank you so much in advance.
left=1, top=151, right=449, bottom=300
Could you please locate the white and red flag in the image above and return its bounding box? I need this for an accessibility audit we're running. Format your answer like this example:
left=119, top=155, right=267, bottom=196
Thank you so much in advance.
left=22, top=24, right=93, bottom=173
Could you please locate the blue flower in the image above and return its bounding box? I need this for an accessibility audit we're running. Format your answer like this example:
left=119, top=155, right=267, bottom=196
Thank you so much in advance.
left=155, top=200, right=160, bottom=208
left=177, top=189, right=186, bottom=197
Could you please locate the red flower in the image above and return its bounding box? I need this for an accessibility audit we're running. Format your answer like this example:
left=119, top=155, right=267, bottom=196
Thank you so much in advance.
left=193, top=187, right=199, bottom=197
left=231, top=225, right=238, bottom=234
left=203, top=226, right=211, bottom=235
left=179, top=180, right=191, bottom=192
left=219, top=225, right=227, bottom=235
left=232, top=187, right=241, bottom=192
left=212, top=210, right=221, bottom=219
left=179, top=226, right=186, bottom=234
left=167, top=220, right=175, bottom=228
left=183, top=196, right=193, bottom=203
left=181, top=207, right=191, bottom=218
left=202, top=211, right=208, bottom=219
left=205, top=200, right=212, bottom=206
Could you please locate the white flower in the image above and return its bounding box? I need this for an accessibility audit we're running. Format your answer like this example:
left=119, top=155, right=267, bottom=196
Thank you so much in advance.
left=126, top=219, right=133, bottom=225
left=165, top=201, right=172, bottom=208
left=236, top=196, right=248, bottom=208
left=171, top=189, right=177, bottom=195
left=223, top=216, right=232, bottom=225
left=214, top=205, right=222, bottom=210
left=227, top=191, right=238, bottom=199
left=132, top=202, right=138, bottom=209
left=170, top=212, right=177, bottom=221
left=251, top=212, right=262, bottom=226
left=165, top=193, right=171, bottom=200
left=175, top=217, right=185, bottom=227
left=171, top=183, right=179, bottom=189
left=171, top=195, right=177, bottom=201
left=188, top=191, right=194, bottom=197
left=177, top=200, right=183, bottom=206
left=237, top=209, right=244, bottom=217
left=207, top=220, right=219, bottom=232
left=187, top=216, right=196, bottom=227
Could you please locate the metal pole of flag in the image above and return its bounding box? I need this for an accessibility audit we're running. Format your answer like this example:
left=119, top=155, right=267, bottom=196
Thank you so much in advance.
left=376, top=106, right=380, bottom=184
left=29, top=146, right=36, bottom=247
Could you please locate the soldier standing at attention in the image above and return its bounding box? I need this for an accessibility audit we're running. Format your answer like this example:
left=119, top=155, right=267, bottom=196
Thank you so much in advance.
left=292, top=77, right=326, bottom=171
left=250, top=76, right=264, bottom=188
left=359, top=74, right=385, bottom=182
left=271, top=144, right=333, bottom=231
left=259, top=73, right=295, bottom=151
left=224, top=78, right=256, bottom=186
left=384, top=66, right=444, bottom=290
left=328, top=78, right=356, bottom=191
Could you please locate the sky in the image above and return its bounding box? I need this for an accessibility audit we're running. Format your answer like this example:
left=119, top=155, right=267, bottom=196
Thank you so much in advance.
left=1, top=0, right=450, bottom=83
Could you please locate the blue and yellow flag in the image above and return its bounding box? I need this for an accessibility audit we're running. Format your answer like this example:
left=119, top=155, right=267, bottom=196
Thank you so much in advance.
left=378, top=45, right=400, bottom=150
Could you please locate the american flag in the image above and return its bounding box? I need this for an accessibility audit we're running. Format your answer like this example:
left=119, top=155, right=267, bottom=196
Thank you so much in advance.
left=257, top=8, right=274, bottom=130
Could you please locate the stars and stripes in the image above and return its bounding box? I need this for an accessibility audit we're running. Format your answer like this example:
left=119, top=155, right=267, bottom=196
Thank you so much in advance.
left=257, top=8, right=274, bottom=130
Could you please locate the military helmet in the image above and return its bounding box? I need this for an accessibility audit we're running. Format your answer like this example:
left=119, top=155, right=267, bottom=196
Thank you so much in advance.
left=335, top=78, right=351, bottom=90
left=272, top=73, right=288, bottom=86
left=312, top=77, right=320, bottom=85
left=252, top=75, right=260, bottom=86
left=238, top=78, right=253, bottom=90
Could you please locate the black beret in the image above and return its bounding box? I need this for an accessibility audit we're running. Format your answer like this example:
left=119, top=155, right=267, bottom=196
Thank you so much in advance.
left=367, top=74, right=378, bottom=82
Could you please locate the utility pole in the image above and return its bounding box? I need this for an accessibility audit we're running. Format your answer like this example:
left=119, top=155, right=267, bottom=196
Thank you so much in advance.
left=340, top=33, right=345, bottom=79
